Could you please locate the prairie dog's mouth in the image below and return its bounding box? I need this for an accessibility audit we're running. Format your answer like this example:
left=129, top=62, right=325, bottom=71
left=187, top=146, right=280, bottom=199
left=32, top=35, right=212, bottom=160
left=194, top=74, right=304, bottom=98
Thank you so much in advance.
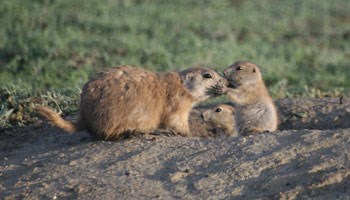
left=227, top=81, right=237, bottom=89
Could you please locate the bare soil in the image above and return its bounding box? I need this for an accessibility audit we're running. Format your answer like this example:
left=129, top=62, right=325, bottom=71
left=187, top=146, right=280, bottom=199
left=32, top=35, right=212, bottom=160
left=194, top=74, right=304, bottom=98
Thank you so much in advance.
left=1, top=98, right=350, bottom=199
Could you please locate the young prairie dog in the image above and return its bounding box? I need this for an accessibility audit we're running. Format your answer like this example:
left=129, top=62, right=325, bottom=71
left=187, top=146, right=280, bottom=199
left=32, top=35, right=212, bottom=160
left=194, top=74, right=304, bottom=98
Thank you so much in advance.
left=36, top=65, right=227, bottom=140
left=223, top=61, right=278, bottom=135
left=201, top=104, right=238, bottom=137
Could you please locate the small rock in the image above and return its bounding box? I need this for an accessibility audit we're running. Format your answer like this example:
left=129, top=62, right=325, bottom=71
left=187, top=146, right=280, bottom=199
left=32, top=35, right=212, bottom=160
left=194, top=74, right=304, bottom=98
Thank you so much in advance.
left=68, top=160, right=78, bottom=166
left=59, top=153, right=65, bottom=158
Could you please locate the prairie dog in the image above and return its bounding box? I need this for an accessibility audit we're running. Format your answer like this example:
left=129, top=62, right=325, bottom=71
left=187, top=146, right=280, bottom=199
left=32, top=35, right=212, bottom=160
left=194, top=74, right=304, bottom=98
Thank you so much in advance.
left=36, top=65, right=227, bottom=140
left=202, top=104, right=238, bottom=137
left=223, top=61, right=278, bottom=135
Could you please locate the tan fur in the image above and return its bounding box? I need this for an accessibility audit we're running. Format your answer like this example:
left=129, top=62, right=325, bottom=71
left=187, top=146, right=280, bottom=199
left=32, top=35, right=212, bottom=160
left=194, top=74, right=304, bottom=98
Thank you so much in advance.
left=36, top=65, right=227, bottom=140
left=202, top=104, right=238, bottom=137
left=35, top=105, right=77, bottom=132
left=223, top=61, right=278, bottom=135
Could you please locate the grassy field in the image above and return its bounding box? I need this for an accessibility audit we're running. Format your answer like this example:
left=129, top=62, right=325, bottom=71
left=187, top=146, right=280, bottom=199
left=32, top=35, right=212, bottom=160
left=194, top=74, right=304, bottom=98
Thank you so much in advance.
left=0, top=0, right=349, bottom=128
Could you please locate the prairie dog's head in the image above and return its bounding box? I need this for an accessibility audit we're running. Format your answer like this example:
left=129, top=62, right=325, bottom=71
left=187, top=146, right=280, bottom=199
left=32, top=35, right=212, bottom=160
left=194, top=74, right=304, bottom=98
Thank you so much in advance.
left=180, top=67, right=227, bottom=102
left=223, top=61, right=262, bottom=88
left=202, top=104, right=237, bottom=136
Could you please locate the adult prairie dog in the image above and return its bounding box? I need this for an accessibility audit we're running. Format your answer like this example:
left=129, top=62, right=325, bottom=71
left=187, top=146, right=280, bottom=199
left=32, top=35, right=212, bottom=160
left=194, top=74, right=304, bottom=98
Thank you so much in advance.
left=223, top=61, right=278, bottom=135
left=36, top=65, right=227, bottom=140
left=201, top=104, right=238, bottom=137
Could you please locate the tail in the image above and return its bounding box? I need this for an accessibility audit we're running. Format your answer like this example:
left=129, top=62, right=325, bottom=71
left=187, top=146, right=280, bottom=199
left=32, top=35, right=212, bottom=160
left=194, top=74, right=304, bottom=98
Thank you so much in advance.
left=35, top=105, right=78, bottom=133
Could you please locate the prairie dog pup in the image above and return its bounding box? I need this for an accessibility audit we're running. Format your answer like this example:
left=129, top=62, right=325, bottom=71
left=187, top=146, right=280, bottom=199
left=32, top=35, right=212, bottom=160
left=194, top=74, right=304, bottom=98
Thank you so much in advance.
left=202, top=104, right=238, bottom=137
left=36, top=65, right=227, bottom=140
left=223, top=61, right=278, bottom=135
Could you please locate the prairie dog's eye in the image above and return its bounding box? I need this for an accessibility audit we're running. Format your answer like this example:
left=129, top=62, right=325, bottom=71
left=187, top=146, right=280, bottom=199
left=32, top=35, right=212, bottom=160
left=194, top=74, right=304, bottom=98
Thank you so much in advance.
left=202, top=73, right=212, bottom=79
left=215, top=108, right=222, bottom=112
left=236, top=66, right=242, bottom=71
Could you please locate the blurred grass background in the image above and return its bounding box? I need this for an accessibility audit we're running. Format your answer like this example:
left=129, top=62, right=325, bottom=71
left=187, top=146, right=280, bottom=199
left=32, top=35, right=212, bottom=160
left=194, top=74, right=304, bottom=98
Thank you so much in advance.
left=0, top=0, right=349, bottom=128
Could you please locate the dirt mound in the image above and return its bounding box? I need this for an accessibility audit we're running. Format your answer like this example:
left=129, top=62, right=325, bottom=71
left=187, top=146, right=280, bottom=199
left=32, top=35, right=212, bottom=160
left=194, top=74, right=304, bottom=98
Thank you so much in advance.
left=1, top=98, right=349, bottom=199
left=277, top=97, right=350, bottom=130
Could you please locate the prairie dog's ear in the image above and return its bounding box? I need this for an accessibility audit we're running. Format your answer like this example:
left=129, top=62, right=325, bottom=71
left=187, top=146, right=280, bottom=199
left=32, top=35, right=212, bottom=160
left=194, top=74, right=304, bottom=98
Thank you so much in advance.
left=222, top=104, right=235, bottom=114
left=180, top=71, right=195, bottom=89
left=185, top=72, right=194, bottom=80
left=181, top=72, right=195, bottom=86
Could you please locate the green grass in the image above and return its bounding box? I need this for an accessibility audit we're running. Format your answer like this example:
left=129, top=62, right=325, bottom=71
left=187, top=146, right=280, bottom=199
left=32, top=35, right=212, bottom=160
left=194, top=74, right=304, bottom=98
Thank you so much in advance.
left=0, top=0, right=349, bottom=128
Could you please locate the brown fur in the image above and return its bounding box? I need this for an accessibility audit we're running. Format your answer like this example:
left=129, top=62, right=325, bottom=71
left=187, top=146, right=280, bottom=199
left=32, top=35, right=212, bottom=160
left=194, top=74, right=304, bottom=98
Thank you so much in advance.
left=36, top=65, right=227, bottom=140
left=223, top=61, right=278, bottom=135
left=35, top=105, right=77, bottom=132
left=202, top=104, right=238, bottom=137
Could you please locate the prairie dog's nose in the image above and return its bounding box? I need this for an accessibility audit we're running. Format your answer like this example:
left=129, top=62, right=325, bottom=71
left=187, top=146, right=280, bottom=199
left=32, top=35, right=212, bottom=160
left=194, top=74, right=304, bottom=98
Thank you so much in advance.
left=219, top=77, right=229, bottom=87
left=223, top=68, right=230, bottom=77
left=201, top=111, right=209, bottom=121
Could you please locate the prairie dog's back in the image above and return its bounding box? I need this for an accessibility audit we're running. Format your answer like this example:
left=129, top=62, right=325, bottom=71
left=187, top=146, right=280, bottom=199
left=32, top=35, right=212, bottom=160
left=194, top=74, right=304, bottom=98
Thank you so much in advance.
left=78, top=66, right=171, bottom=138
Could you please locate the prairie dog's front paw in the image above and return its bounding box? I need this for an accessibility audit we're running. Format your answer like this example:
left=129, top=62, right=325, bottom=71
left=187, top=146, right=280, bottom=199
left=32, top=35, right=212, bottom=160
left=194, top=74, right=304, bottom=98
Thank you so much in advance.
left=208, top=84, right=226, bottom=95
